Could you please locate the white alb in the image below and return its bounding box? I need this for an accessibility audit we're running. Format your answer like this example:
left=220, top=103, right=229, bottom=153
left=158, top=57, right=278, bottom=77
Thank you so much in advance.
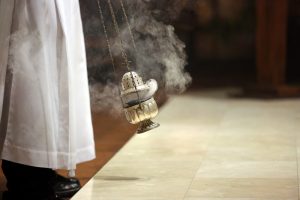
left=0, top=0, right=95, bottom=171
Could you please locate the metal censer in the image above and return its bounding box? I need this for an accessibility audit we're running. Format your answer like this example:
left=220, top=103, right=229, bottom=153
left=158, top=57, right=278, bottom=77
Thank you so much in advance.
left=120, top=71, right=160, bottom=133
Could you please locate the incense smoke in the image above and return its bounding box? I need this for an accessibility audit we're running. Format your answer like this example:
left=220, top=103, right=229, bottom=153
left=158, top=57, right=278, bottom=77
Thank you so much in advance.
left=80, top=0, right=191, bottom=114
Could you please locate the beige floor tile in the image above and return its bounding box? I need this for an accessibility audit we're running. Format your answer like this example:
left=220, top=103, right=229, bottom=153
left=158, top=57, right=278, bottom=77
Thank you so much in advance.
left=196, top=161, right=297, bottom=178
left=73, top=90, right=300, bottom=200
left=185, top=178, right=298, bottom=198
left=184, top=198, right=298, bottom=200
left=207, top=127, right=297, bottom=161
left=211, top=133, right=296, bottom=153
left=98, top=160, right=201, bottom=179
left=205, top=146, right=296, bottom=161
left=156, top=97, right=229, bottom=126
left=124, top=125, right=218, bottom=149
left=73, top=178, right=190, bottom=200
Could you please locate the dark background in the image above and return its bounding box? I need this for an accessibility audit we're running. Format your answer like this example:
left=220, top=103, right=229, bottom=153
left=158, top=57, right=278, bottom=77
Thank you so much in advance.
left=80, top=0, right=300, bottom=94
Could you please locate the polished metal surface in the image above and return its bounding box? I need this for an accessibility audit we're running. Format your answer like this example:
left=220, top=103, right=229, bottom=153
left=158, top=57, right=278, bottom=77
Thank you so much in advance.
left=123, top=98, right=158, bottom=124
left=120, top=71, right=159, bottom=133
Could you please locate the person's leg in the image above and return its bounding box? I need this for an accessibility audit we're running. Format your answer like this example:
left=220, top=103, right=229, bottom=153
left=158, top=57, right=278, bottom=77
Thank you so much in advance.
left=2, top=160, right=53, bottom=199
left=2, top=160, right=81, bottom=199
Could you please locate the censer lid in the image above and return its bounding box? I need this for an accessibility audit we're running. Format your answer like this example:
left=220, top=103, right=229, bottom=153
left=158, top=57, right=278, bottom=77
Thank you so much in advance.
left=120, top=71, right=158, bottom=107
left=121, top=71, right=144, bottom=90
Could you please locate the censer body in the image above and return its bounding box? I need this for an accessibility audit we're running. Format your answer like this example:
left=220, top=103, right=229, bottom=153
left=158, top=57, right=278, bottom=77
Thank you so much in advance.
left=120, top=71, right=159, bottom=133
left=96, top=0, right=159, bottom=133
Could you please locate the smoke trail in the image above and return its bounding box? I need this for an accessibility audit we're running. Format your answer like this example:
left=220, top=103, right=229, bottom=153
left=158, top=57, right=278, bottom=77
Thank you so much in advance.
left=80, top=0, right=191, bottom=113
left=89, top=82, right=122, bottom=115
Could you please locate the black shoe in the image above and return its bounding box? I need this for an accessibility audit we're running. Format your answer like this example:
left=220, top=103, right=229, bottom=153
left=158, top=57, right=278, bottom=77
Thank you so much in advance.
left=2, top=173, right=81, bottom=200
left=50, top=173, right=81, bottom=199
left=1, top=160, right=81, bottom=199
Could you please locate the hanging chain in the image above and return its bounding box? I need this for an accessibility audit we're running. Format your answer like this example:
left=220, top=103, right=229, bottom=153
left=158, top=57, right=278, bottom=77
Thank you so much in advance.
left=119, top=0, right=137, bottom=52
left=110, top=0, right=142, bottom=107
left=96, top=0, right=127, bottom=108
left=106, top=0, right=131, bottom=70
left=96, top=0, right=116, bottom=74
left=96, top=0, right=142, bottom=108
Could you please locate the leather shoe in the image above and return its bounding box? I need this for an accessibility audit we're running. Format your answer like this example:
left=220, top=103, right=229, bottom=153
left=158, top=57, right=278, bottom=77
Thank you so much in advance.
left=49, top=173, right=81, bottom=199
left=2, top=173, right=81, bottom=200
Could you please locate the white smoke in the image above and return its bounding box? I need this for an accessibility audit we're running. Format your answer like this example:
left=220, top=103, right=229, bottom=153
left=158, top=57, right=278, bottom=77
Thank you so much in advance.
left=82, top=0, right=191, bottom=113
left=89, top=82, right=122, bottom=115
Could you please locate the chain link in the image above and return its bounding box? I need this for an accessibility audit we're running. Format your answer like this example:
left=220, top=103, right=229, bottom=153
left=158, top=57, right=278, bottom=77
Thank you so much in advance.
left=96, top=0, right=116, bottom=73
left=95, top=0, right=142, bottom=108
left=106, top=0, right=130, bottom=70
left=119, top=0, right=137, bottom=52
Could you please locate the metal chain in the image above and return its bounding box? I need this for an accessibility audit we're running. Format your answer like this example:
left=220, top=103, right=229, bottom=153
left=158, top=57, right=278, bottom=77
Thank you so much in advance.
left=96, top=0, right=142, bottom=108
left=96, top=0, right=126, bottom=107
left=96, top=0, right=116, bottom=74
left=117, top=0, right=142, bottom=108
left=106, top=0, right=131, bottom=70
left=119, top=0, right=137, bottom=52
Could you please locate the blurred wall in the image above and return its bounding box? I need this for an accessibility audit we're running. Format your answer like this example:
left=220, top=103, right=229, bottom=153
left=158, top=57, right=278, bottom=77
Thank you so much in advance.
left=287, top=0, right=300, bottom=84
left=80, top=0, right=299, bottom=87
left=173, top=0, right=256, bottom=86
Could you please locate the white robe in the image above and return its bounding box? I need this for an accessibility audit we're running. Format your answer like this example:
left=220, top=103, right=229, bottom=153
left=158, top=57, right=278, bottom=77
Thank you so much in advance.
left=0, top=0, right=95, bottom=171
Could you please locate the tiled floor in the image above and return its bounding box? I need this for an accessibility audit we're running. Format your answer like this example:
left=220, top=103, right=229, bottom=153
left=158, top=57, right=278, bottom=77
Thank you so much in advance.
left=72, top=89, right=300, bottom=200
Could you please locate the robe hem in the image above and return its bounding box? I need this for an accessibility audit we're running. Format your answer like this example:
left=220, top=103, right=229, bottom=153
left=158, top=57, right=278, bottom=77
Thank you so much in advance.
left=0, top=142, right=96, bottom=169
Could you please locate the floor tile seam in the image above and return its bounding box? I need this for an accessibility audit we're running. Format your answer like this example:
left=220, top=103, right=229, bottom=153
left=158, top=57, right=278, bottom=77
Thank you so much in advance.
left=181, top=105, right=284, bottom=199
left=181, top=117, right=226, bottom=200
